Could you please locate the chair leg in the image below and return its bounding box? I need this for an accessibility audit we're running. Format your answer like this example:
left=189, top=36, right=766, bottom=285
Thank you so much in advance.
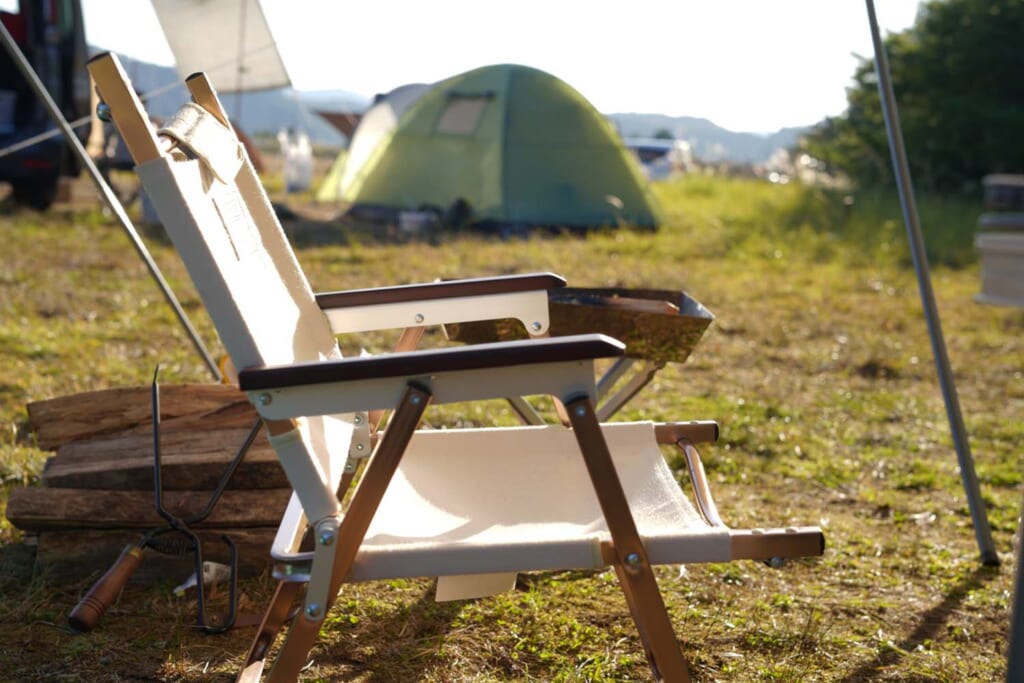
left=237, top=466, right=360, bottom=682
left=236, top=580, right=302, bottom=683
left=369, top=326, right=426, bottom=430
left=265, top=385, right=431, bottom=682
left=613, top=561, right=663, bottom=677
left=566, top=396, right=692, bottom=683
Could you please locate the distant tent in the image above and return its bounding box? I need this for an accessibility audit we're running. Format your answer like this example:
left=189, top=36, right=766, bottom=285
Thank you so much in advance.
left=318, top=64, right=660, bottom=232
left=316, top=83, right=428, bottom=203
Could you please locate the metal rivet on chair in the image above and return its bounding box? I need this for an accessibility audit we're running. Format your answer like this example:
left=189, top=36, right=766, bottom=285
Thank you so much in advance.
left=574, top=405, right=587, bottom=417
left=531, top=321, right=542, bottom=332
left=625, top=552, right=642, bottom=568
left=96, top=101, right=112, bottom=122
left=306, top=604, right=322, bottom=618
left=318, top=530, right=335, bottom=546
left=355, top=443, right=365, bottom=451
left=257, top=392, right=272, bottom=406
left=414, top=313, right=425, bottom=323
left=354, top=414, right=363, bottom=425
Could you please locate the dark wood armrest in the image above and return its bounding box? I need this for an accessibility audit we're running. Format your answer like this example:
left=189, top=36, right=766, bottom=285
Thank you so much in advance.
left=238, top=334, right=623, bottom=391
left=315, top=272, right=566, bottom=309
left=655, top=421, right=719, bottom=445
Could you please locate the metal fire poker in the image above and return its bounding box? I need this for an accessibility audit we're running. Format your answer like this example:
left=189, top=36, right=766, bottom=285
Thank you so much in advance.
left=68, top=367, right=261, bottom=633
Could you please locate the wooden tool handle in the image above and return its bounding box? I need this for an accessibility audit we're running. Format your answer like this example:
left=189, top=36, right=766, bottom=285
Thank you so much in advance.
left=67, top=544, right=144, bottom=632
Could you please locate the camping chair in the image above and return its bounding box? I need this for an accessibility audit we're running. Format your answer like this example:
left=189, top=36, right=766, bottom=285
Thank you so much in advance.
left=89, top=52, right=825, bottom=683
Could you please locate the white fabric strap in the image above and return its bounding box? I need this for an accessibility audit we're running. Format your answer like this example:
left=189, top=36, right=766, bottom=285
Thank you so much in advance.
left=158, top=102, right=243, bottom=183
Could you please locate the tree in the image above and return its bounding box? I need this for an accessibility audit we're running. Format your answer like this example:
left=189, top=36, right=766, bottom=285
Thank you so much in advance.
left=801, top=0, right=1024, bottom=192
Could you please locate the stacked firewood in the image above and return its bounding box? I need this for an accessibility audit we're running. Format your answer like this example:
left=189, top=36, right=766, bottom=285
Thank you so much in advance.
left=6, top=384, right=291, bottom=583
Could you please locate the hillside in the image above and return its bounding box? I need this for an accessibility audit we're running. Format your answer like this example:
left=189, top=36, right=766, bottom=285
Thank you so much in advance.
left=609, top=112, right=807, bottom=164
left=98, top=51, right=807, bottom=163
left=99, top=51, right=368, bottom=147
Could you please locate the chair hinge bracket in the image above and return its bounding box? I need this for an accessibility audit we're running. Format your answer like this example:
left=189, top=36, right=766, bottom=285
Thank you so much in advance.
left=303, top=516, right=340, bottom=622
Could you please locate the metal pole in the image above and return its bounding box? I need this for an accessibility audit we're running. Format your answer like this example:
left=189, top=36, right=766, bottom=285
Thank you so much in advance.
left=1008, top=492, right=1023, bottom=682
left=864, top=0, right=997, bottom=565
left=0, top=22, right=221, bottom=381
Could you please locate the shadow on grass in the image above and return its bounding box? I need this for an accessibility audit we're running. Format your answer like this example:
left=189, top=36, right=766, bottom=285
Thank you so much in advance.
left=277, top=205, right=625, bottom=250
left=135, top=206, right=364, bottom=249
left=838, top=565, right=1000, bottom=682
left=281, top=214, right=363, bottom=249
left=0, top=536, right=36, bottom=587
left=310, top=581, right=464, bottom=681
left=367, top=587, right=465, bottom=682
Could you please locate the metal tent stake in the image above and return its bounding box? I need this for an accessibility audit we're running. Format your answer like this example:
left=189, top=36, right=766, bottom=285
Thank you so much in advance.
left=864, top=0, right=997, bottom=566
left=0, top=21, right=221, bottom=381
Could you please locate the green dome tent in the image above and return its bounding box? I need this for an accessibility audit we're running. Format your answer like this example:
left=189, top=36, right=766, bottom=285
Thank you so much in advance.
left=323, top=64, right=661, bottom=232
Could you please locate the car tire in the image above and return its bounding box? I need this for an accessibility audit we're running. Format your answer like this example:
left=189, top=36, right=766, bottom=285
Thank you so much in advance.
left=11, top=176, right=59, bottom=211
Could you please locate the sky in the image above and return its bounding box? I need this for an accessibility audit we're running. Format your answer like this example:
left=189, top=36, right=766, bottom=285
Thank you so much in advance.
left=70, top=0, right=923, bottom=134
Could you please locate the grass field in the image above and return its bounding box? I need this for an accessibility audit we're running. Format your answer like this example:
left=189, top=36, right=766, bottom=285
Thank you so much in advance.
left=0, top=175, right=1020, bottom=681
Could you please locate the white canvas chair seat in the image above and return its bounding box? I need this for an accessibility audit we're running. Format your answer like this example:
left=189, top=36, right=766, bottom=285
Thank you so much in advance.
left=89, top=53, right=824, bottom=683
left=345, top=422, right=730, bottom=582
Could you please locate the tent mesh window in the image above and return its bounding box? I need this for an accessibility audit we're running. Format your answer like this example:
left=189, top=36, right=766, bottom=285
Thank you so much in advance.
left=436, top=95, right=490, bottom=135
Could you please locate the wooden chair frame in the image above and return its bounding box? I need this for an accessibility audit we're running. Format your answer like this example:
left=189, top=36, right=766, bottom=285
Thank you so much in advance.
left=88, top=52, right=824, bottom=683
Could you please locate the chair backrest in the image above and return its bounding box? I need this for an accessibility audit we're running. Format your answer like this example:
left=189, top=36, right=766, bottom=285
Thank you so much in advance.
left=88, top=56, right=355, bottom=520
left=136, top=102, right=340, bottom=373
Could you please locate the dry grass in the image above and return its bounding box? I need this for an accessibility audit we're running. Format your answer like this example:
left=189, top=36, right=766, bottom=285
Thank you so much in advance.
left=0, top=175, right=1020, bottom=681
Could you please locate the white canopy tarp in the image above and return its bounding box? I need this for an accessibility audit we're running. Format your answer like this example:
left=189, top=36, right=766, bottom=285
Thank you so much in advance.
left=150, top=0, right=289, bottom=93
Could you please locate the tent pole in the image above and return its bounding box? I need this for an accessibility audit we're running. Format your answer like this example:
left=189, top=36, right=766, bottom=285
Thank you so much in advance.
left=864, top=0, right=997, bottom=565
left=1008, top=492, right=1023, bottom=682
left=0, top=23, right=222, bottom=382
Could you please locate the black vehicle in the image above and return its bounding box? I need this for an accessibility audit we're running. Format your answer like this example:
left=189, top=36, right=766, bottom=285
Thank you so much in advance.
left=1, top=0, right=90, bottom=210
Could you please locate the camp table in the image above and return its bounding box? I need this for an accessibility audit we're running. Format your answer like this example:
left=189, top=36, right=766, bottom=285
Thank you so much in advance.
left=445, top=287, right=714, bottom=422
